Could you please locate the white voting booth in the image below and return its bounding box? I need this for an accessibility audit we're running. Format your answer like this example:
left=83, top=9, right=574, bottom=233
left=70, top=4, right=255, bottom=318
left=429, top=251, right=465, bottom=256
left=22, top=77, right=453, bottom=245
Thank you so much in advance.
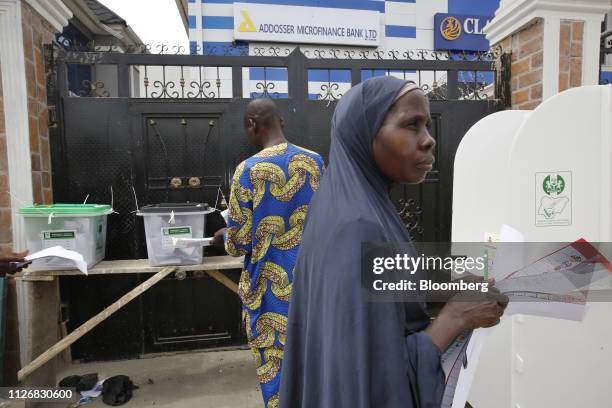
left=452, top=85, right=612, bottom=408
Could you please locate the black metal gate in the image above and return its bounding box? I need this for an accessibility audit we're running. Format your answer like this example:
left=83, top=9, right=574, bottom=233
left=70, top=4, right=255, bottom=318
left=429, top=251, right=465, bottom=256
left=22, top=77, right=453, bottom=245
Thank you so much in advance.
left=48, top=45, right=506, bottom=360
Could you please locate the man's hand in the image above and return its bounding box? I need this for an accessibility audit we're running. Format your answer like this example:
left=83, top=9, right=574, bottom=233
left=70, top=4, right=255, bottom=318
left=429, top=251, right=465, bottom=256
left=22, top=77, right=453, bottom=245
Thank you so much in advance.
left=0, top=250, right=31, bottom=276
left=212, top=228, right=227, bottom=251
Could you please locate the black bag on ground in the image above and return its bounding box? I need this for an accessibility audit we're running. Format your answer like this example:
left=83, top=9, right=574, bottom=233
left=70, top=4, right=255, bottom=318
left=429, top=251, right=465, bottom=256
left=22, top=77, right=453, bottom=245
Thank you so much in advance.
left=78, top=373, right=99, bottom=392
left=58, top=375, right=80, bottom=388
left=58, top=373, right=98, bottom=392
left=102, top=375, right=137, bottom=406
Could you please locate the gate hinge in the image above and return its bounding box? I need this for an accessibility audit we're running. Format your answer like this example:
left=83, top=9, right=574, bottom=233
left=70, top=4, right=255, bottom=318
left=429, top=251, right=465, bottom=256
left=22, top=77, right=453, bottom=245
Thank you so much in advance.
left=47, top=105, right=58, bottom=128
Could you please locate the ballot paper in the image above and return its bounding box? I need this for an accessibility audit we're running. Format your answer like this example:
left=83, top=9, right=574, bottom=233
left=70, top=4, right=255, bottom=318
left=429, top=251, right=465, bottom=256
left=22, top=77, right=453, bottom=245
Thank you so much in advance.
left=171, top=237, right=213, bottom=248
left=495, top=239, right=612, bottom=320
left=25, top=246, right=88, bottom=275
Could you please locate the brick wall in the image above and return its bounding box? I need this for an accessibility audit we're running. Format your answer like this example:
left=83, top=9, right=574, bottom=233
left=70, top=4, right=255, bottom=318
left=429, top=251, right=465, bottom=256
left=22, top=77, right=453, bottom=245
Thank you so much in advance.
left=22, top=2, right=54, bottom=206
left=498, top=20, right=544, bottom=110
left=495, top=18, right=587, bottom=110
left=559, top=20, right=584, bottom=92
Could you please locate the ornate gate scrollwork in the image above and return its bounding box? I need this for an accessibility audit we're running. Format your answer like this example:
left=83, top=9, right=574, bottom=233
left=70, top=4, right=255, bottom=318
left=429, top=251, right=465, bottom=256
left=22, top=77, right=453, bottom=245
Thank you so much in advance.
left=397, top=198, right=424, bottom=239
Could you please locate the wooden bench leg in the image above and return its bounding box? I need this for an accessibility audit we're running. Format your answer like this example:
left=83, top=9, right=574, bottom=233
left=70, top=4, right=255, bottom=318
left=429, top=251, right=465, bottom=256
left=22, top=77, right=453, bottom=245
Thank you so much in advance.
left=205, top=270, right=239, bottom=294
left=23, top=278, right=59, bottom=408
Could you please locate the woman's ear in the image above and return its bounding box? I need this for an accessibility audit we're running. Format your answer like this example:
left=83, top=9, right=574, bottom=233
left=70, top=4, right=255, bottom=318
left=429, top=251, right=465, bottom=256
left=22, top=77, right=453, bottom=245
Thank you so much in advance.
left=280, top=118, right=285, bottom=128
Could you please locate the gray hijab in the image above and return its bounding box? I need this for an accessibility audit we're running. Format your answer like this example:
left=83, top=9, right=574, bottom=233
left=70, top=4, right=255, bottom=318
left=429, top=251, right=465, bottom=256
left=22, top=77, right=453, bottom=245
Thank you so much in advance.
left=279, top=77, right=445, bottom=408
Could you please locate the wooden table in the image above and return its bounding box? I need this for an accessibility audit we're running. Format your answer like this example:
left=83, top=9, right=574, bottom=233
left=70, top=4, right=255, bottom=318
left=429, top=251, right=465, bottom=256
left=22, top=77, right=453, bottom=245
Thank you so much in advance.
left=15, top=256, right=244, bottom=404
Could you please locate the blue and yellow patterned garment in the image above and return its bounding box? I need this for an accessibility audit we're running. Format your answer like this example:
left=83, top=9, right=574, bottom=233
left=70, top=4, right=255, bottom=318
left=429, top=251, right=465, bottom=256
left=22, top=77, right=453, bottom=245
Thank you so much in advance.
left=225, top=142, right=324, bottom=408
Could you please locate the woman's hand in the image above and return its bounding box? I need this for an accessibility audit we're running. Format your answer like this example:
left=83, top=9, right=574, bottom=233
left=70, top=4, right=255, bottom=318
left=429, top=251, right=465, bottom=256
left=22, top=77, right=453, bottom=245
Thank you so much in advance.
left=443, top=285, right=508, bottom=329
left=426, top=273, right=490, bottom=316
left=424, top=280, right=509, bottom=351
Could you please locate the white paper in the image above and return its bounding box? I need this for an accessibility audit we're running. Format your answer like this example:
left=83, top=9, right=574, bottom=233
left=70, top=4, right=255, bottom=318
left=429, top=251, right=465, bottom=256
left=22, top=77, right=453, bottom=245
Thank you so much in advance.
left=441, top=331, right=472, bottom=408
left=499, top=223, right=524, bottom=243
left=26, top=246, right=88, bottom=275
left=161, top=226, right=192, bottom=249
left=221, top=209, right=229, bottom=224
left=171, top=237, right=213, bottom=248
left=450, top=328, right=489, bottom=407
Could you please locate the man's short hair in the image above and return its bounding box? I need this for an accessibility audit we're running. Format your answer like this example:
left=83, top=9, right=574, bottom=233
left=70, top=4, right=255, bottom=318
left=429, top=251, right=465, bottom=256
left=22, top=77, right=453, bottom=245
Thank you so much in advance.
left=244, top=98, right=282, bottom=129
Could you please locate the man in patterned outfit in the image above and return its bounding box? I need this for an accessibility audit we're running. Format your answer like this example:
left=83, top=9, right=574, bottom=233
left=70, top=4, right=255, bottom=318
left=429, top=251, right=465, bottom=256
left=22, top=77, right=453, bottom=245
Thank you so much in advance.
left=213, top=98, right=324, bottom=407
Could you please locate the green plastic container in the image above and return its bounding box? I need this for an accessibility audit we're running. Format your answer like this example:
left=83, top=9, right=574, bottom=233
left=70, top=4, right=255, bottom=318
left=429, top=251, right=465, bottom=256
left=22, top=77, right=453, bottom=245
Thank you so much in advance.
left=19, top=204, right=114, bottom=269
left=19, top=204, right=112, bottom=216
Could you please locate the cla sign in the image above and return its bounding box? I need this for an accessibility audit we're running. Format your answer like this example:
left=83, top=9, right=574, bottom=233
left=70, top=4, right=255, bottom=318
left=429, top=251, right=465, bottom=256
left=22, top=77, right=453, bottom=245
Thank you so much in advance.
left=464, top=17, right=488, bottom=35
left=434, top=13, right=492, bottom=51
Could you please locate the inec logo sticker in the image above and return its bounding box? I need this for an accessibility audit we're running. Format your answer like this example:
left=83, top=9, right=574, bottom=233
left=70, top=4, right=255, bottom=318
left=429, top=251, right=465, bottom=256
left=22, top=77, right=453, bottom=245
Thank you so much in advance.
left=543, top=174, right=565, bottom=196
left=535, top=171, right=572, bottom=227
left=41, top=230, right=77, bottom=250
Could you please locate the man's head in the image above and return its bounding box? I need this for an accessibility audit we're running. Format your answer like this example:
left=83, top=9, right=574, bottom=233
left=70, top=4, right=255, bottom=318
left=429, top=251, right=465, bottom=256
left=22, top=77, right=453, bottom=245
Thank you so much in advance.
left=244, top=98, right=284, bottom=149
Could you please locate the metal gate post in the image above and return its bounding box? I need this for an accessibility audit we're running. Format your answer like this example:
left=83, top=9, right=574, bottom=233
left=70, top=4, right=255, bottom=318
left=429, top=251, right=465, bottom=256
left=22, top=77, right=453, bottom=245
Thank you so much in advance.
left=232, top=65, right=243, bottom=98
left=447, top=70, right=459, bottom=100
left=117, top=62, right=130, bottom=98
left=288, top=48, right=308, bottom=99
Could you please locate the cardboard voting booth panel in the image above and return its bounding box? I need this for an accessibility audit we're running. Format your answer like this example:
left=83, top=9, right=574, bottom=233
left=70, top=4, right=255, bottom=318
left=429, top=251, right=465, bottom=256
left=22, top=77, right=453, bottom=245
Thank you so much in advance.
left=503, top=86, right=612, bottom=408
left=452, top=110, right=531, bottom=242
left=505, top=85, right=611, bottom=243
left=452, top=85, right=612, bottom=408
left=452, top=110, right=530, bottom=407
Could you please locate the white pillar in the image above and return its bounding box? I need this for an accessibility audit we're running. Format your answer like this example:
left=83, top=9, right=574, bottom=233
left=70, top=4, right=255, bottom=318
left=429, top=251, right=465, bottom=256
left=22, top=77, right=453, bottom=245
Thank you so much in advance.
left=582, top=17, right=605, bottom=86
left=542, top=15, right=560, bottom=99
left=0, top=0, right=34, bottom=252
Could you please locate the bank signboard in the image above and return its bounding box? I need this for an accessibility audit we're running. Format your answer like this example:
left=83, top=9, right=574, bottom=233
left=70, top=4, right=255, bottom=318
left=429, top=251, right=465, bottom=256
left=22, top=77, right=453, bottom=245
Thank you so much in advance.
left=234, top=3, right=381, bottom=47
left=434, top=13, right=492, bottom=51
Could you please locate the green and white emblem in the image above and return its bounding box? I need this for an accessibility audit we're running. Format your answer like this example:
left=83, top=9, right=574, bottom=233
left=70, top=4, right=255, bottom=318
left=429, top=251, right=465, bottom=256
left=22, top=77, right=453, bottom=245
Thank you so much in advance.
left=542, top=174, right=565, bottom=196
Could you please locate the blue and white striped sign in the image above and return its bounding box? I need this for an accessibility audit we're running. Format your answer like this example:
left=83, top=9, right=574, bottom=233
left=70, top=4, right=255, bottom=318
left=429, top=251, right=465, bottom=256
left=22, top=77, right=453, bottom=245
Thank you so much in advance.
left=233, top=2, right=381, bottom=46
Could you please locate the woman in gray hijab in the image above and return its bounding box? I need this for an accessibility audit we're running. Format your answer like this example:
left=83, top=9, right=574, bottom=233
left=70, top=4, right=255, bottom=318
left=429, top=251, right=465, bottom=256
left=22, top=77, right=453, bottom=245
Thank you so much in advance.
left=279, top=77, right=507, bottom=408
